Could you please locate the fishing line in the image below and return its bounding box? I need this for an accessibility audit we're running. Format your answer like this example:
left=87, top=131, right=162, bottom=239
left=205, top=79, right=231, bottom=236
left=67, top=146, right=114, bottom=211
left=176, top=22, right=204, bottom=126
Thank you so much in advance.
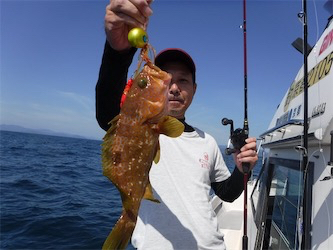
left=310, top=0, right=325, bottom=155
left=296, top=146, right=327, bottom=249
left=309, top=149, right=331, bottom=246
left=296, top=147, right=304, bottom=250
left=307, top=148, right=331, bottom=249
left=221, top=0, right=250, bottom=248
left=241, top=0, right=249, bottom=249
left=299, top=0, right=311, bottom=247
left=312, top=0, right=320, bottom=42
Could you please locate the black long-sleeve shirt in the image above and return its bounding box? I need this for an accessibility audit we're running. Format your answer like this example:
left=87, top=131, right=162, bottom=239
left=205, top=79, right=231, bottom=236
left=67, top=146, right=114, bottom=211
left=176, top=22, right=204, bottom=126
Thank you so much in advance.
left=95, top=41, right=247, bottom=202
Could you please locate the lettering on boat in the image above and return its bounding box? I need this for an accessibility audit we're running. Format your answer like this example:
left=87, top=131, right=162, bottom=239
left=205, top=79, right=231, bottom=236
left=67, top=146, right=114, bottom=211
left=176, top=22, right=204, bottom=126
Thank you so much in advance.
left=284, top=51, right=333, bottom=112
left=276, top=111, right=292, bottom=127
left=275, top=104, right=302, bottom=127
left=311, top=102, right=326, bottom=118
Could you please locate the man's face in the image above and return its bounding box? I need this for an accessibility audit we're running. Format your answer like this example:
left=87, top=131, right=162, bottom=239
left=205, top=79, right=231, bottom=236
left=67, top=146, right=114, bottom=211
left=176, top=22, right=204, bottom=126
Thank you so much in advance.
left=161, top=61, right=197, bottom=119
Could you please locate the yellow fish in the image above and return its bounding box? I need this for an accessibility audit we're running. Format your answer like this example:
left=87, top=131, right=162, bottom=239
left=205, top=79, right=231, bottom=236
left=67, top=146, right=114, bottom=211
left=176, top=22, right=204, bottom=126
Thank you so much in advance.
left=101, top=52, right=184, bottom=249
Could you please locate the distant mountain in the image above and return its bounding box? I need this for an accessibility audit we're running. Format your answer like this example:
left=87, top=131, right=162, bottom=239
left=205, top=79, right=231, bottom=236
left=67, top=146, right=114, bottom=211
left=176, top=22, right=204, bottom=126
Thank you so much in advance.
left=0, top=124, right=87, bottom=139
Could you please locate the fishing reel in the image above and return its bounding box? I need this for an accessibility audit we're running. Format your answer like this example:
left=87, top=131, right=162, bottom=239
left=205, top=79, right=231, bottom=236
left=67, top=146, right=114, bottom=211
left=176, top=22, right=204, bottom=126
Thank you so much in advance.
left=222, top=118, right=250, bottom=174
left=222, top=118, right=249, bottom=154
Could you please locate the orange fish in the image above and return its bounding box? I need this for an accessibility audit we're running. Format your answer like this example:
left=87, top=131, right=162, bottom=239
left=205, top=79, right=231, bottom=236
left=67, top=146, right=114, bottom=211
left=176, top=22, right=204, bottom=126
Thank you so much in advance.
left=101, top=52, right=184, bottom=250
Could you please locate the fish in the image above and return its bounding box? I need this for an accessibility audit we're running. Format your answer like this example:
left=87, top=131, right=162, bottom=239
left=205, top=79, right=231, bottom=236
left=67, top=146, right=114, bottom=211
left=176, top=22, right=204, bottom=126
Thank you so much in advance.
left=101, top=54, right=184, bottom=250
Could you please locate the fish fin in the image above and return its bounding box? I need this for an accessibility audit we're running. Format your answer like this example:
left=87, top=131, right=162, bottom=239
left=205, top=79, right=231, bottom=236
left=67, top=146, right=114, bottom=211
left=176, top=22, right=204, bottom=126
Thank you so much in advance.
left=108, top=114, right=120, bottom=126
left=102, top=115, right=119, bottom=147
left=158, top=116, right=184, bottom=138
left=106, top=115, right=120, bottom=135
left=153, top=141, right=160, bottom=164
left=143, top=182, right=160, bottom=203
left=102, top=210, right=136, bottom=250
left=102, top=115, right=120, bottom=177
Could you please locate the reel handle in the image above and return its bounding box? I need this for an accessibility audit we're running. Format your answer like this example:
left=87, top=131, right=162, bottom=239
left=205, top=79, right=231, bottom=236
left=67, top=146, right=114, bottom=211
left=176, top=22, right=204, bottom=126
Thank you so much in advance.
left=222, top=117, right=234, bottom=136
left=222, top=118, right=233, bottom=126
left=222, top=118, right=248, bottom=152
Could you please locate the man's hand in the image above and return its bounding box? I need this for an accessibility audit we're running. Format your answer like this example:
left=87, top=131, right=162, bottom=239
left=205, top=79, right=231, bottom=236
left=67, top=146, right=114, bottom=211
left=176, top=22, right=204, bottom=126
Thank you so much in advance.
left=104, top=0, right=153, bottom=51
left=233, top=137, right=258, bottom=174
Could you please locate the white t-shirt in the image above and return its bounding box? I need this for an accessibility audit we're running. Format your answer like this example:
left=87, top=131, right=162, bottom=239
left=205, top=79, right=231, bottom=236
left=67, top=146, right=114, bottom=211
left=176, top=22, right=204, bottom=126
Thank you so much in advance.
left=131, top=128, right=231, bottom=250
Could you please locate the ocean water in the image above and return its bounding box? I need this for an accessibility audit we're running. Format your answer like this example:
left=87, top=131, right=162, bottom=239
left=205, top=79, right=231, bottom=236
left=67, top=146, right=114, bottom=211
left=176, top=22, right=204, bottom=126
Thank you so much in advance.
left=0, top=131, right=261, bottom=250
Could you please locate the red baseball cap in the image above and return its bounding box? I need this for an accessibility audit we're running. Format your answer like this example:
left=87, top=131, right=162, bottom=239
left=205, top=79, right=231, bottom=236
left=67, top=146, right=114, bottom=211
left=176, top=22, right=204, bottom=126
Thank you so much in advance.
left=155, top=48, right=196, bottom=84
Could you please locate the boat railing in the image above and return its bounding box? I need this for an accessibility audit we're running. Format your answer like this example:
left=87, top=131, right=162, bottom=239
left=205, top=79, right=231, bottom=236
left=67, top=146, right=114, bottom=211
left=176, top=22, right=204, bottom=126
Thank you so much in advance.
left=259, top=119, right=304, bottom=139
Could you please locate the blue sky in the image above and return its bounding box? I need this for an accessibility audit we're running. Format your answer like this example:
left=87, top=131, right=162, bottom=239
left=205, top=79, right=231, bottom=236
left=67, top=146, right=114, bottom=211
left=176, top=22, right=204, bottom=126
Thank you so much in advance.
left=1, top=0, right=331, bottom=144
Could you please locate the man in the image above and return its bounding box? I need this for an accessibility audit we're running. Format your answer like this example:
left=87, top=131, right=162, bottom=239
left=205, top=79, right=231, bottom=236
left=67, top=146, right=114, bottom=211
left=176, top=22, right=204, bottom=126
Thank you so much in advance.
left=96, top=1, right=258, bottom=249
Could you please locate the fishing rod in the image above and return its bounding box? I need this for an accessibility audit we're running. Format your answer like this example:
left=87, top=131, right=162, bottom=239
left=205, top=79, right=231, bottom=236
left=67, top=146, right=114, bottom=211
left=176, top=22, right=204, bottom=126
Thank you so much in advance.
left=299, top=0, right=310, bottom=248
left=222, top=0, right=249, bottom=249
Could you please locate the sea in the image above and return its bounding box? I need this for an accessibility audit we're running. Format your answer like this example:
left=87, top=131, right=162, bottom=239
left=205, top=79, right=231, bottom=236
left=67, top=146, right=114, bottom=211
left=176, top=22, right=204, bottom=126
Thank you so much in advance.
left=0, top=130, right=262, bottom=250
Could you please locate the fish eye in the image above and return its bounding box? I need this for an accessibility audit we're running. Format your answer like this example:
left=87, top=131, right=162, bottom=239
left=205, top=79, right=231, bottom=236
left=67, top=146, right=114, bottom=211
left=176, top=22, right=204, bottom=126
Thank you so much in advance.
left=137, top=77, right=148, bottom=89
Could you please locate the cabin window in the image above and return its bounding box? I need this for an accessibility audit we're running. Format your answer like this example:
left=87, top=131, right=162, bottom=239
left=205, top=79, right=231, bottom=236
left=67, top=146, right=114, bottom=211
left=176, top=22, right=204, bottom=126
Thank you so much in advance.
left=259, top=157, right=313, bottom=250
left=268, top=164, right=303, bottom=249
left=251, top=156, right=273, bottom=229
left=251, top=157, right=313, bottom=249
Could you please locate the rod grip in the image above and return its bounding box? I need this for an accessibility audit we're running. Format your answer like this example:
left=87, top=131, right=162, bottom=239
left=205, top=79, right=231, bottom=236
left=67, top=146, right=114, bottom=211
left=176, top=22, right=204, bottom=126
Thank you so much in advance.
left=242, top=236, right=248, bottom=250
left=329, top=130, right=333, bottom=164
left=242, top=162, right=250, bottom=174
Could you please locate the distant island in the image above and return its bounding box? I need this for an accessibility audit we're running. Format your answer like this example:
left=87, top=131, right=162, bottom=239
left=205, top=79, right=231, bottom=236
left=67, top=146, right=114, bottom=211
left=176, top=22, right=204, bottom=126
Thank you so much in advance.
left=0, top=124, right=88, bottom=140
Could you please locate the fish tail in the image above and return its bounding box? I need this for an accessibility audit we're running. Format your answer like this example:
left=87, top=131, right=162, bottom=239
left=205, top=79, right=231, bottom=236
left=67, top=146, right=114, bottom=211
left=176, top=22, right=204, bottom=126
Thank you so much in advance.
left=102, top=210, right=136, bottom=250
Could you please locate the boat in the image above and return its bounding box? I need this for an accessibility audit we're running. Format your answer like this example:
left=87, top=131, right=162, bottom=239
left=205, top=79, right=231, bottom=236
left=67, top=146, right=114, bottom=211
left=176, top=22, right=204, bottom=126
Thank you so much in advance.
left=212, top=1, right=333, bottom=249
